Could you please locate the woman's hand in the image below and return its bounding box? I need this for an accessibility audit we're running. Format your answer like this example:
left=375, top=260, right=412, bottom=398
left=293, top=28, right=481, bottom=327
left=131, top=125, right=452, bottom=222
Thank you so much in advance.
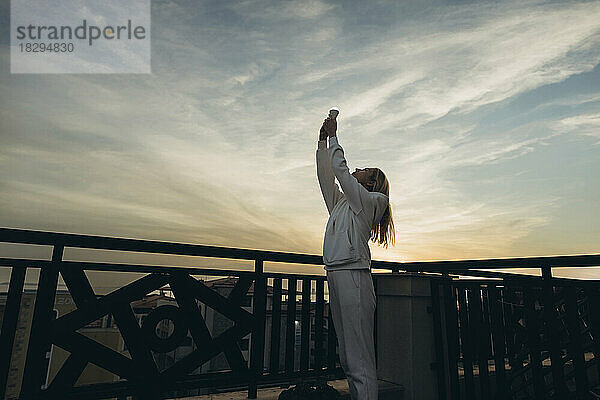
left=324, top=117, right=337, bottom=137
left=319, top=121, right=328, bottom=141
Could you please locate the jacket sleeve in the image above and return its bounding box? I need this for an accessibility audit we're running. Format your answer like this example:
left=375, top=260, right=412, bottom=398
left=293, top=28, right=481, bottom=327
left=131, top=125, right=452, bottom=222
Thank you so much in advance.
left=316, top=139, right=343, bottom=214
left=328, top=136, right=364, bottom=214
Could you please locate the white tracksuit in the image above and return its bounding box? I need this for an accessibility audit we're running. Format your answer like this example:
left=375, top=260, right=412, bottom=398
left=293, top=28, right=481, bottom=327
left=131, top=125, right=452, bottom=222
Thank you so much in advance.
left=316, top=135, right=389, bottom=400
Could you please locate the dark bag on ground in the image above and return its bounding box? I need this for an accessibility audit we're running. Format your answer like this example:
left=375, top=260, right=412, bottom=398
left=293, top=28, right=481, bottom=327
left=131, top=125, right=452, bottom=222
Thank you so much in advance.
left=278, top=381, right=341, bottom=400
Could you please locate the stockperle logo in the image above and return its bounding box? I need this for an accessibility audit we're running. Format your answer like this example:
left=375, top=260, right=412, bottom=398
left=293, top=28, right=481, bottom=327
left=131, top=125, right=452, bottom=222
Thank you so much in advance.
left=11, top=0, right=151, bottom=73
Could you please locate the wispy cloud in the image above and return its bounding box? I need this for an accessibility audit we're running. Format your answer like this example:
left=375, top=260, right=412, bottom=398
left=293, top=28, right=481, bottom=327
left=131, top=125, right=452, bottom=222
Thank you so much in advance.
left=230, top=0, right=336, bottom=20
left=324, top=1, right=600, bottom=135
left=552, top=112, right=600, bottom=143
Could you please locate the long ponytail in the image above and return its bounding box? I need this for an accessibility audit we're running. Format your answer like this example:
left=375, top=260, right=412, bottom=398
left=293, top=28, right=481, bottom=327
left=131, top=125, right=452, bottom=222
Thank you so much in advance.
left=369, top=168, right=395, bottom=248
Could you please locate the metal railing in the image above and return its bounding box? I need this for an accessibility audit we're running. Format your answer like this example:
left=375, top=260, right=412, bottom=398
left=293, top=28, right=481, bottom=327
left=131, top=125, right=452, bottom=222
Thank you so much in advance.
left=0, top=228, right=350, bottom=399
left=0, top=227, right=599, bottom=399
left=430, top=269, right=600, bottom=399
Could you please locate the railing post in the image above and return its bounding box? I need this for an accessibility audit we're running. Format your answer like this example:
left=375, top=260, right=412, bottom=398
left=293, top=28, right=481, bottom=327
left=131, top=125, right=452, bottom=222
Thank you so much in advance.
left=564, top=286, right=588, bottom=399
left=523, top=286, right=544, bottom=400
left=584, top=286, right=600, bottom=383
left=457, top=287, right=475, bottom=400
left=487, top=286, right=508, bottom=400
left=541, top=266, right=568, bottom=398
left=269, top=278, right=283, bottom=374
left=21, top=244, right=63, bottom=399
left=286, top=277, right=298, bottom=374
left=467, top=286, right=490, bottom=400
left=429, top=279, right=447, bottom=400
left=300, top=278, right=311, bottom=371
left=443, top=281, right=460, bottom=400
left=0, top=266, right=27, bottom=399
left=248, top=259, right=266, bottom=399
left=314, top=279, right=325, bottom=371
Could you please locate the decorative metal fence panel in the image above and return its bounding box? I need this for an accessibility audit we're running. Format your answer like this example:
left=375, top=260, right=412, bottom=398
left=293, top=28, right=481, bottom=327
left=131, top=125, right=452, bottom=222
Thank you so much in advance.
left=0, top=228, right=345, bottom=399
left=431, top=272, right=600, bottom=400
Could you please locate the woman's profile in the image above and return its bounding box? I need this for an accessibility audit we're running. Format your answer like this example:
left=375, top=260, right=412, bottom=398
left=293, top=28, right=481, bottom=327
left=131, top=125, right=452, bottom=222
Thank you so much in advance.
left=316, top=113, right=395, bottom=400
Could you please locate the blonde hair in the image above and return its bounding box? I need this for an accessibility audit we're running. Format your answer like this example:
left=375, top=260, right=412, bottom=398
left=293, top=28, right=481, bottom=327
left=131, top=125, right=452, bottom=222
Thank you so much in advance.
left=369, top=168, right=395, bottom=248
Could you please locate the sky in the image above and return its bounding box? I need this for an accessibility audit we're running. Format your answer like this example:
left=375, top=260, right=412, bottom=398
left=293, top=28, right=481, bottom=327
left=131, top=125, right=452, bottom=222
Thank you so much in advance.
left=1, top=0, right=600, bottom=281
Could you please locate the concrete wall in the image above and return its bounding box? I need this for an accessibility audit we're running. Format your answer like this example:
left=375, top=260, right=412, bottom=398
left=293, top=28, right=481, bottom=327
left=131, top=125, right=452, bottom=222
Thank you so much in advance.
left=374, top=273, right=438, bottom=400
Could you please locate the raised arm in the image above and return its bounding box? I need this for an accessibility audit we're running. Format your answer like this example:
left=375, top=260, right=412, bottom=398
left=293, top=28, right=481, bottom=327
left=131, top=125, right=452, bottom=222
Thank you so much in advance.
left=328, top=136, right=364, bottom=214
left=323, top=117, right=365, bottom=214
left=316, top=125, right=343, bottom=214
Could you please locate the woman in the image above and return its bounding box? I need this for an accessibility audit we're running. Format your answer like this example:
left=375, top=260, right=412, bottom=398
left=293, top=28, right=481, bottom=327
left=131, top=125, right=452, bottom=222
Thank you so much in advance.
left=316, top=116, right=394, bottom=400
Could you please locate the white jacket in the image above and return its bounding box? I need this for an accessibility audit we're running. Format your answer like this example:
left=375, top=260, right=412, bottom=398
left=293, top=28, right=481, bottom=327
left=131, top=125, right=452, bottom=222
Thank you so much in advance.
left=316, top=136, right=389, bottom=271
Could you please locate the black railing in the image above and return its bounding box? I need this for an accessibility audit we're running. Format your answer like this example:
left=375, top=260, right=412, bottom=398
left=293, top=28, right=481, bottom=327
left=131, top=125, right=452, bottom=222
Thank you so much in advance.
left=430, top=271, right=600, bottom=400
left=0, top=227, right=599, bottom=399
left=0, top=228, right=349, bottom=399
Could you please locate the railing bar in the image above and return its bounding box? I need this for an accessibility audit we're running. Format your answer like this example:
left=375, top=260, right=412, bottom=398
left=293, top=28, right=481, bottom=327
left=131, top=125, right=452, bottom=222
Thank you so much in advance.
left=443, top=284, right=460, bottom=400
left=502, top=286, right=521, bottom=381
left=0, top=266, right=26, bottom=400
left=1, top=257, right=599, bottom=284
left=0, top=258, right=53, bottom=266
left=0, top=259, right=325, bottom=280
left=59, top=265, right=96, bottom=309
left=564, top=286, right=588, bottom=399
left=481, top=287, right=493, bottom=359
left=0, top=261, right=320, bottom=281
left=523, top=286, right=544, bottom=400
left=429, top=280, right=447, bottom=400
left=2, top=227, right=599, bottom=269
left=21, top=244, right=63, bottom=398
left=45, top=352, right=87, bottom=396
left=458, top=287, right=476, bottom=400
left=159, top=324, right=252, bottom=381
left=488, top=286, right=508, bottom=400
left=248, top=259, right=267, bottom=399
left=541, top=266, right=567, bottom=398
left=480, top=287, right=493, bottom=399
left=285, top=277, right=297, bottom=374
left=300, top=278, right=311, bottom=372
left=269, top=278, right=283, bottom=374
left=264, top=272, right=327, bottom=280
left=228, top=276, right=254, bottom=304
left=446, top=270, right=544, bottom=280
left=314, top=279, right=325, bottom=371
left=170, top=273, right=213, bottom=355
left=584, top=286, right=600, bottom=380
left=73, top=261, right=259, bottom=278
left=0, top=228, right=327, bottom=265
left=111, top=303, right=160, bottom=398
left=468, top=286, right=490, bottom=399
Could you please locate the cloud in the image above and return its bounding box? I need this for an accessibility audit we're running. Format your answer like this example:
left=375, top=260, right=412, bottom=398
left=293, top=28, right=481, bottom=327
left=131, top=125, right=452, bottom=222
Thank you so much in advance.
left=552, top=112, right=600, bottom=143
left=229, top=0, right=335, bottom=21
left=330, top=1, right=600, bottom=135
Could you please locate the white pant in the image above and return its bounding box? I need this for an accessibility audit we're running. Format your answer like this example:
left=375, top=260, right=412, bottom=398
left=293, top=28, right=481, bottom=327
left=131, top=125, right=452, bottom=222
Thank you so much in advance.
left=326, top=268, right=377, bottom=400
